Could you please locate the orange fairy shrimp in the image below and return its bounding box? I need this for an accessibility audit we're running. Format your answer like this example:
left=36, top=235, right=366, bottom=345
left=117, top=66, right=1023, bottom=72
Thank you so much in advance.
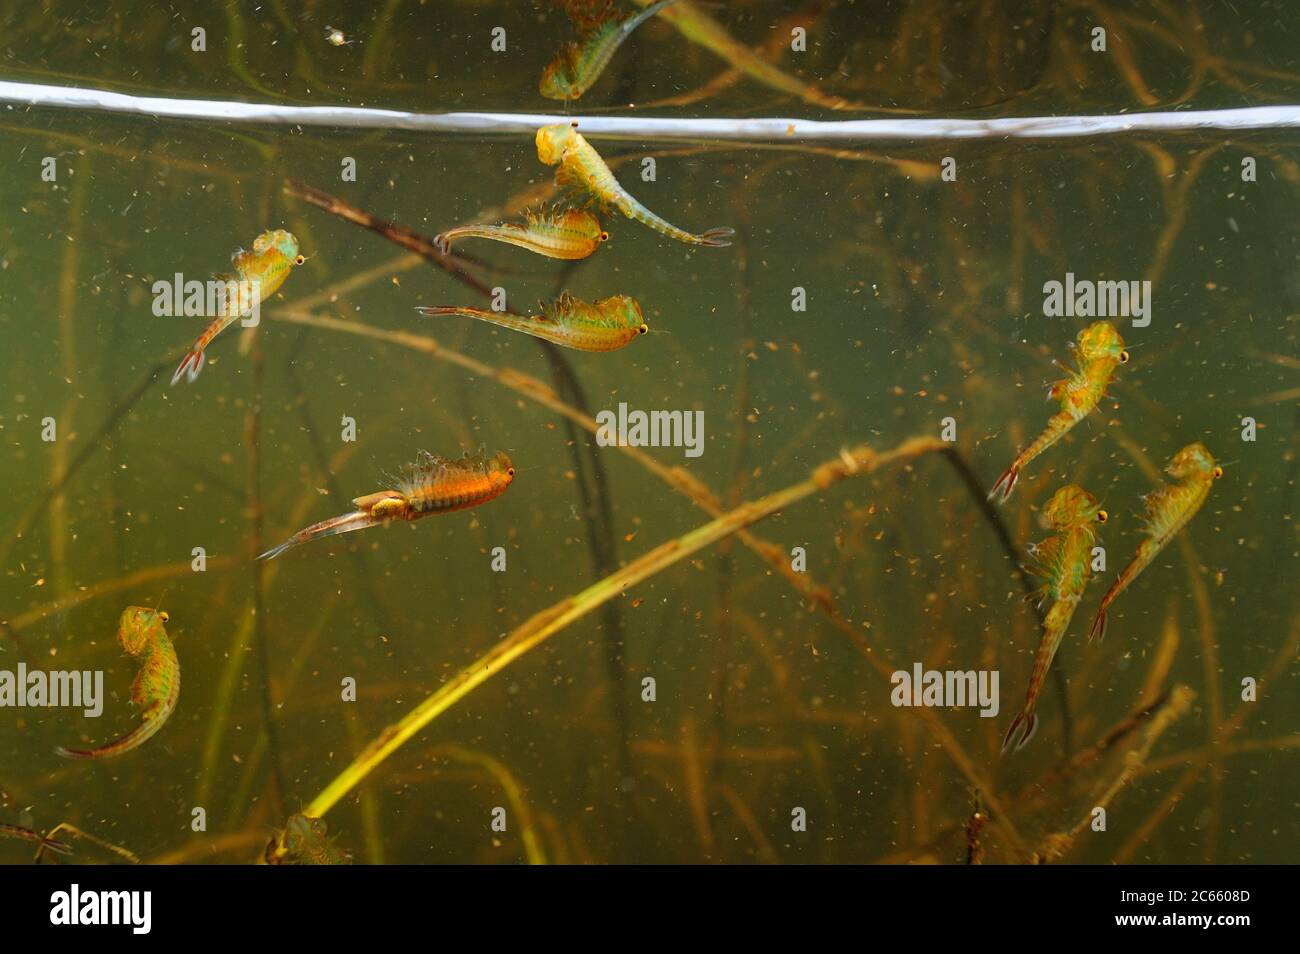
left=258, top=449, right=515, bottom=560
left=1088, top=443, right=1222, bottom=642
left=417, top=292, right=648, bottom=352
left=1002, top=485, right=1108, bottom=752
left=536, top=121, right=733, bottom=248
left=434, top=207, right=609, bottom=260
left=989, top=321, right=1129, bottom=503
left=56, top=607, right=177, bottom=760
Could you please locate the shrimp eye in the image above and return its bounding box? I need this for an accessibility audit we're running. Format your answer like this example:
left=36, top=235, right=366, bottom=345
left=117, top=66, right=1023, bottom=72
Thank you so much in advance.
left=159, top=611, right=170, bottom=622
left=599, top=231, right=609, bottom=242
left=569, top=120, right=579, bottom=128
left=507, top=467, right=516, bottom=477
left=1120, top=350, right=1130, bottom=363
left=1097, top=510, right=1108, bottom=523
left=639, top=323, right=648, bottom=335
left=294, top=254, right=306, bottom=265
left=1213, top=466, right=1223, bottom=479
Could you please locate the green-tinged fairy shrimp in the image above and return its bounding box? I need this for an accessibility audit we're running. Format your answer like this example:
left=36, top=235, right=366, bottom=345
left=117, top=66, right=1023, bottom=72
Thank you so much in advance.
left=0, top=823, right=72, bottom=856
left=536, top=121, right=733, bottom=248
left=56, top=607, right=177, bottom=760
left=171, top=229, right=306, bottom=385
left=266, top=814, right=352, bottom=865
left=989, top=321, right=1129, bottom=503
left=541, top=0, right=683, bottom=100
left=416, top=292, right=648, bottom=352
left=258, top=449, right=515, bottom=560
left=1088, top=443, right=1222, bottom=642
left=1002, top=485, right=1108, bottom=752
left=435, top=207, right=609, bottom=260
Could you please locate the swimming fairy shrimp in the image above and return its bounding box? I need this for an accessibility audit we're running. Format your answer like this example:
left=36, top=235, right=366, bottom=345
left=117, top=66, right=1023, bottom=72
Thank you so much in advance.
left=258, top=449, right=515, bottom=560
left=435, top=207, right=609, bottom=260
left=1088, top=442, right=1222, bottom=642
left=0, top=823, right=72, bottom=856
left=1002, top=485, right=1108, bottom=752
left=988, top=321, right=1129, bottom=503
left=171, top=229, right=306, bottom=385
left=541, top=0, right=683, bottom=100
left=416, top=292, right=648, bottom=352
left=536, top=121, right=733, bottom=248
left=56, top=607, right=177, bottom=760
left=265, top=814, right=352, bottom=865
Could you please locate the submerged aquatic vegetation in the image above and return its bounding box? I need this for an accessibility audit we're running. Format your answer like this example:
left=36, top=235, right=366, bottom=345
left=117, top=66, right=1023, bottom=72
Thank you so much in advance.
left=416, top=292, right=648, bottom=352
left=434, top=207, right=609, bottom=260
left=56, top=607, right=178, bottom=761
left=630, top=0, right=884, bottom=111
left=171, top=229, right=306, bottom=385
left=1002, top=485, right=1107, bottom=752
left=536, top=121, right=734, bottom=247
left=0, top=822, right=72, bottom=856
left=1089, top=443, right=1223, bottom=642
left=989, top=321, right=1129, bottom=502
left=258, top=450, right=516, bottom=560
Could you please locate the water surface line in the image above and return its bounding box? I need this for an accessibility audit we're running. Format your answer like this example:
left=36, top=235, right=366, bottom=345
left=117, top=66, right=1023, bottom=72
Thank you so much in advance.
left=3, top=80, right=1297, bottom=141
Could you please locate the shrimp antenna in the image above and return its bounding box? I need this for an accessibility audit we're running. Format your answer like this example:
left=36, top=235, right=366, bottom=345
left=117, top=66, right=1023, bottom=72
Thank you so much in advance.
left=151, top=586, right=173, bottom=613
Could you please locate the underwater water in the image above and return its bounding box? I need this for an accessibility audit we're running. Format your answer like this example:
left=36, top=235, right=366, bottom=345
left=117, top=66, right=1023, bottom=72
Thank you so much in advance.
left=0, top=0, right=1296, bottom=866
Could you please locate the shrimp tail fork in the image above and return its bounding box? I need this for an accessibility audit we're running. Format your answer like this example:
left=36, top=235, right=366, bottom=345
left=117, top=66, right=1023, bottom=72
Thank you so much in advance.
left=258, top=510, right=382, bottom=560
left=988, top=463, right=1020, bottom=503
left=1001, top=709, right=1038, bottom=753
left=171, top=348, right=206, bottom=386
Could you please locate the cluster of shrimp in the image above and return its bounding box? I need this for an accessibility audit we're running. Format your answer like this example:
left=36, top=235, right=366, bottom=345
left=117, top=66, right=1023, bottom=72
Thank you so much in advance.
left=990, top=322, right=1222, bottom=752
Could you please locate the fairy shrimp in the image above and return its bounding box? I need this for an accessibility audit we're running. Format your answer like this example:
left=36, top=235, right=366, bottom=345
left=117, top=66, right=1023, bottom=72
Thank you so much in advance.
left=266, top=814, right=351, bottom=865
left=541, top=0, right=683, bottom=100
left=1088, top=442, right=1222, bottom=642
left=258, top=449, right=515, bottom=560
left=435, top=207, right=609, bottom=260
left=536, top=121, right=733, bottom=248
left=1002, top=485, right=1108, bottom=752
left=989, top=321, right=1129, bottom=503
left=171, top=229, right=306, bottom=385
left=56, top=607, right=177, bottom=760
left=416, top=292, right=647, bottom=352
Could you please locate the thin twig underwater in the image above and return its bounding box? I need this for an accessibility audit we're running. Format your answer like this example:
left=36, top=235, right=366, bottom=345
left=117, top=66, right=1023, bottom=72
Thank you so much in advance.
left=0, top=822, right=71, bottom=857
